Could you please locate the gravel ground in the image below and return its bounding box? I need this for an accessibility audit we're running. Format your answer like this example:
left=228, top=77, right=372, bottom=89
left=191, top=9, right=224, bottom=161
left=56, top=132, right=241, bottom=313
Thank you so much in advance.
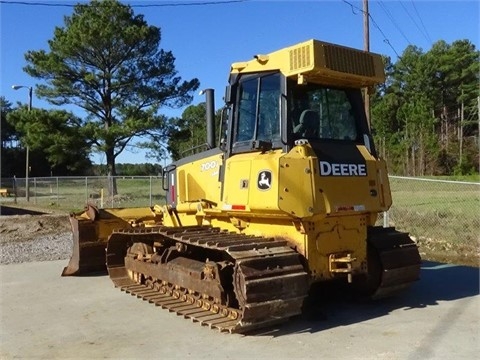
left=0, top=232, right=72, bottom=265
left=0, top=212, right=73, bottom=265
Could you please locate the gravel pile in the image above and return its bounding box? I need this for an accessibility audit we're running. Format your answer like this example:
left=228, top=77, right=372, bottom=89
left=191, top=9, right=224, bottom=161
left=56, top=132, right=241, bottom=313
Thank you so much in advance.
left=0, top=232, right=73, bottom=265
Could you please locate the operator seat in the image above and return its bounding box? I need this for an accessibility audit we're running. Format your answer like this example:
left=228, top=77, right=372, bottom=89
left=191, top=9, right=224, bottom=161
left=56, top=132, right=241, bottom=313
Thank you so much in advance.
left=294, top=110, right=319, bottom=137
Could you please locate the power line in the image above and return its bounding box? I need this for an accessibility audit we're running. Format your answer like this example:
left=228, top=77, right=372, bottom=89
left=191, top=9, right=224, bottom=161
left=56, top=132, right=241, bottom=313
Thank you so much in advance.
left=341, top=0, right=403, bottom=59
left=410, top=0, right=433, bottom=45
left=399, top=1, right=432, bottom=46
left=377, top=0, right=412, bottom=46
left=132, top=0, right=248, bottom=7
left=0, top=0, right=74, bottom=6
left=0, top=0, right=248, bottom=7
left=342, top=0, right=415, bottom=75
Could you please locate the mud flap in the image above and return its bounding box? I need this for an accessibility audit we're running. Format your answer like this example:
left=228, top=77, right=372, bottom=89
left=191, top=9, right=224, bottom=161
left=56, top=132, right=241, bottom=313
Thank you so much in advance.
left=367, top=226, right=421, bottom=299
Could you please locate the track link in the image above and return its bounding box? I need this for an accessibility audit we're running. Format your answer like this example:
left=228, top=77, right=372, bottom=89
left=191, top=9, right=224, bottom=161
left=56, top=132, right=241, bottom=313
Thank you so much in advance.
left=106, top=226, right=310, bottom=333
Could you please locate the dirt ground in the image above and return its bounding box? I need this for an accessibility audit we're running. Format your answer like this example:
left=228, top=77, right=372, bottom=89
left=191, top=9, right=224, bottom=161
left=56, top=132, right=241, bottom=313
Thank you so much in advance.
left=0, top=205, right=71, bottom=243
left=0, top=205, right=478, bottom=267
left=415, top=236, right=479, bottom=268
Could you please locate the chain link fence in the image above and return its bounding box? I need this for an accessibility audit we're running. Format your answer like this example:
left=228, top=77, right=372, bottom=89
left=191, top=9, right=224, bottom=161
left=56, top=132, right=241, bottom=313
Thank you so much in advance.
left=385, top=176, right=479, bottom=246
left=1, top=175, right=479, bottom=245
left=0, top=176, right=166, bottom=211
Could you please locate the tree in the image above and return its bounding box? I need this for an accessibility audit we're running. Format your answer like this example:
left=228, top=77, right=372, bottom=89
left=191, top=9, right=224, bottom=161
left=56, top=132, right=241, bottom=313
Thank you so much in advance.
left=113, top=163, right=163, bottom=176
left=24, top=0, right=199, bottom=193
left=7, top=107, right=92, bottom=174
left=168, top=103, right=208, bottom=160
left=0, top=97, right=23, bottom=178
left=167, top=103, right=222, bottom=161
left=1, top=97, right=15, bottom=146
left=371, top=39, right=479, bottom=176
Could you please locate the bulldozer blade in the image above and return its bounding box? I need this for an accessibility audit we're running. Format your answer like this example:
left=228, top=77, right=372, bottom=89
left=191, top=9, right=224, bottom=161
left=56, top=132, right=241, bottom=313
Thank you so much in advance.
left=367, top=226, right=421, bottom=299
left=61, top=215, right=108, bottom=276
left=62, top=204, right=162, bottom=276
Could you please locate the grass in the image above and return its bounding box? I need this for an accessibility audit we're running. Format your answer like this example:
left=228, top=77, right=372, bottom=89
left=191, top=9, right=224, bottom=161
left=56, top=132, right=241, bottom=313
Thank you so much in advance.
left=387, top=176, right=479, bottom=243
left=387, top=178, right=479, bottom=266
left=1, top=177, right=167, bottom=213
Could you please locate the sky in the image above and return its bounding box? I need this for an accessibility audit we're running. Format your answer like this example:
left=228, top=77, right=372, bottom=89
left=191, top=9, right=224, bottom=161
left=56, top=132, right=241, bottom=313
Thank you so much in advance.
left=1, top=0, right=479, bottom=164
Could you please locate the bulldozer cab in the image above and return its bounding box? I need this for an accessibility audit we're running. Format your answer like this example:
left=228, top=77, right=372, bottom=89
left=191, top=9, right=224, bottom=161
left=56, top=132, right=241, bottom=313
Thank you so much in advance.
left=223, top=39, right=385, bottom=158
left=225, top=73, right=373, bottom=156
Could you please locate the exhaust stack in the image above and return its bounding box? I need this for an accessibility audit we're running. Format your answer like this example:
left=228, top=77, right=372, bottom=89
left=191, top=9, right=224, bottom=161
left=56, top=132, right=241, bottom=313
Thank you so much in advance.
left=202, top=88, right=216, bottom=149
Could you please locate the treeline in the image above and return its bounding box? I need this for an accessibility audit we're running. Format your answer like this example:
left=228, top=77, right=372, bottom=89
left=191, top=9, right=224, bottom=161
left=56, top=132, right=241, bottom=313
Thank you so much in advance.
left=91, top=163, right=163, bottom=176
left=167, top=103, right=222, bottom=161
left=371, top=39, right=479, bottom=176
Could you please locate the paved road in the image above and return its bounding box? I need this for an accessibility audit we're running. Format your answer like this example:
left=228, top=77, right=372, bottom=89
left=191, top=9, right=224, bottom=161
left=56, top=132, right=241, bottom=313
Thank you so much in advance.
left=1, top=260, right=478, bottom=359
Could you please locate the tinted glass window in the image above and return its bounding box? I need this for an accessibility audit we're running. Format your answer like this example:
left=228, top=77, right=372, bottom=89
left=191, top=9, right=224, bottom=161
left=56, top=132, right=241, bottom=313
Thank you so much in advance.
left=289, top=82, right=358, bottom=141
left=235, top=73, right=280, bottom=143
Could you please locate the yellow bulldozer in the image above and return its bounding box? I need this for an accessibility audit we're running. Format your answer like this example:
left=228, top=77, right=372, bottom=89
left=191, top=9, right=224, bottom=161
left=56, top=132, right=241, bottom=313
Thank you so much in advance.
left=62, top=39, right=421, bottom=333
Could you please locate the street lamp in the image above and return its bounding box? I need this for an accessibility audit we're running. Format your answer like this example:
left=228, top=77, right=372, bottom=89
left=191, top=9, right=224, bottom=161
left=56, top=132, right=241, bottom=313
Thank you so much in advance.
left=11, top=85, right=32, bottom=202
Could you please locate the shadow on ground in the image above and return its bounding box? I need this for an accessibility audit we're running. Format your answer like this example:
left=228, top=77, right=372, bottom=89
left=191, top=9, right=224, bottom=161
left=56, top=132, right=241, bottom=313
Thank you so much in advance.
left=0, top=205, right=47, bottom=216
left=249, top=261, right=479, bottom=336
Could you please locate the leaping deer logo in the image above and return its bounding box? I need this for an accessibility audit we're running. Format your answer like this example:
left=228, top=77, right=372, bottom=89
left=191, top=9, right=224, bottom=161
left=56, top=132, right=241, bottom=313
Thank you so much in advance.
left=257, top=170, right=272, bottom=191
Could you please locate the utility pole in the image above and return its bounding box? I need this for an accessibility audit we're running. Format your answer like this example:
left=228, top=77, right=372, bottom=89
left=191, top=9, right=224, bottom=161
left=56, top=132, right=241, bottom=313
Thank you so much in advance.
left=363, top=0, right=371, bottom=128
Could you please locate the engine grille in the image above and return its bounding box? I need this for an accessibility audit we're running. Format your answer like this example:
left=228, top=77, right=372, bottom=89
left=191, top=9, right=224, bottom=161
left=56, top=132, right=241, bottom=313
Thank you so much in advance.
left=323, top=44, right=376, bottom=77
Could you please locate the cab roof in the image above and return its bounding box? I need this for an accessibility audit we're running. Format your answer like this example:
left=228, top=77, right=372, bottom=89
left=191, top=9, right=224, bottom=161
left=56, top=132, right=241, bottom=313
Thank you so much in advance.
left=230, top=39, right=385, bottom=88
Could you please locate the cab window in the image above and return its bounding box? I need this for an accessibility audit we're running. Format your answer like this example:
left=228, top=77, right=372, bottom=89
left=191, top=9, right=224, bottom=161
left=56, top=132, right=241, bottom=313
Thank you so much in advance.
left=235, top=73, right=281, bottom=143
left=288, top=81, right=359, bottom=141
